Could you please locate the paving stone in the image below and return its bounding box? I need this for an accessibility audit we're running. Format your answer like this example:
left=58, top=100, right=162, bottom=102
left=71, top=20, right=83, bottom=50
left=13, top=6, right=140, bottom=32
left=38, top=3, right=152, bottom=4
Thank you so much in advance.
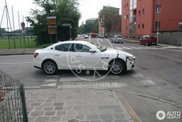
left=113, top=113, right=125, bottom=119
left=44, top=106, right=54, bottom=111
left=115, top=119, right=129, bottom=122
left=100, top=114, right=114, bottom=120
left=45, top=111, right=56, bottom=116
left=91, top=120, right=102, bottom=122
left=98, top=105, right=121, bottom=110
left=73, top=106, right=83, bottom=110
left=28, top=116, right=35, bottom=121
left=54, top=103, right=64, bottom=106
left=56, top=110, right=67, bottom=115
left=41, top=102, right=54, bottom=106
left=35, top=116, right=50, bottom=121
left=114, top=109, right=124, bottom=114
left=86, top=114, right=99, bottom=120
left=102, top=120, right=113, bottom=122
left=50, top=116, right=61, bottom=121
left=34, top=106, right=43, bottom=111
left=66, top=110, right=77, bottom=115
left=75, top=115, right=85, bottom=120
left=31, top=103, right=41, bottom=106
left=30, top=111, right=45, bottom=116
left=55, top=106, right=63, bottom=110
left=61, top=115, right=75, bottom=121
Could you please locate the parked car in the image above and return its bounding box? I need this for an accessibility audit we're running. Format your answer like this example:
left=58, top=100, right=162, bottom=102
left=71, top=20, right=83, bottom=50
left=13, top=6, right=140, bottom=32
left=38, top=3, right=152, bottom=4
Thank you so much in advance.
left=84, top=34, right=89, bottom=39
left=139, top=35, right=157, bottom=46
left=112, top=35, right=123, bottom=43
left=33, top=41, right=136, bottom=75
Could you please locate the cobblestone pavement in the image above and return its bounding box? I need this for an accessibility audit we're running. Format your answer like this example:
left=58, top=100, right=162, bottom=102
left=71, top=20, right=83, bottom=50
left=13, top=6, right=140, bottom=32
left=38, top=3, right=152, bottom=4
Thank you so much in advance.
left=25, top=88, right=133, bottom=122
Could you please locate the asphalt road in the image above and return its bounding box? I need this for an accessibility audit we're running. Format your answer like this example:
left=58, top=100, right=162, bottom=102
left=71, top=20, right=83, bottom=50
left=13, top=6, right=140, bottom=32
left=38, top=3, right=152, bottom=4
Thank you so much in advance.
left=0, top=37, right=182, bottom=122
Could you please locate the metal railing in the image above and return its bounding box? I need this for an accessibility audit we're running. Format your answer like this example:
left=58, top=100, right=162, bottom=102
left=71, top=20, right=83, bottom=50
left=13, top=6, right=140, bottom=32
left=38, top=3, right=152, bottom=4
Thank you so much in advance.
left=0, top=69, right=28, bottom=122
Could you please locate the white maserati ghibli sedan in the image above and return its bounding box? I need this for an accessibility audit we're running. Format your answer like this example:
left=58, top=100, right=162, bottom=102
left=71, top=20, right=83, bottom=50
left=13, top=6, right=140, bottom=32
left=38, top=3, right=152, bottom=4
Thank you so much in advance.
left=33, top=41, right=136, bottom=75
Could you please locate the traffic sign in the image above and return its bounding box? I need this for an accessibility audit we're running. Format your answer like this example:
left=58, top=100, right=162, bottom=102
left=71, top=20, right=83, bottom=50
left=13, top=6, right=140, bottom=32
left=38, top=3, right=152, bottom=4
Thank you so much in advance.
left=47, top=16, right=56, bottom=25
left=48, top=26, right=57, bottom=34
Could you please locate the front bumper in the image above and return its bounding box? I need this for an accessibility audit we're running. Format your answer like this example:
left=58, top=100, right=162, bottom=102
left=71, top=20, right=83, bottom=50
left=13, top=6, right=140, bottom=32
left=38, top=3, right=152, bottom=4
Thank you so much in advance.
left=126, top=56, right=136, bottom=70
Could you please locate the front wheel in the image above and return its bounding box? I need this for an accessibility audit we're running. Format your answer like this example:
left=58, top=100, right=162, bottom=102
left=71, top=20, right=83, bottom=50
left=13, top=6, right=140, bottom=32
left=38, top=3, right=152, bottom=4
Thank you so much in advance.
left=42, top=60, right=57, bottom=75
left=109, top=60, right=126, bottom=75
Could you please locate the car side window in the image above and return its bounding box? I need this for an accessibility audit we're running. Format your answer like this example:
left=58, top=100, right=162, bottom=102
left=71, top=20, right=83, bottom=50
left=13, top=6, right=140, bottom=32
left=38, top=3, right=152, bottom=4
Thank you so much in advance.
left=73, top=44, right=91, bottom=52
left=55, top=43, right=72, bottom=52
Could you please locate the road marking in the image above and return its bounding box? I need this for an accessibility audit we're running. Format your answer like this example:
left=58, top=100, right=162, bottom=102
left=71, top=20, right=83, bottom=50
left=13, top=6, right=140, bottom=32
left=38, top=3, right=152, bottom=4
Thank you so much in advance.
left=140, top=80, right=156, bottom=85
left=132, top=73, right=144, bottom=78
left=116, top=92, right=142, bottom=122
left=41, top=83, right=56, bottom=87
left=43, top=79, right=57, bottom=82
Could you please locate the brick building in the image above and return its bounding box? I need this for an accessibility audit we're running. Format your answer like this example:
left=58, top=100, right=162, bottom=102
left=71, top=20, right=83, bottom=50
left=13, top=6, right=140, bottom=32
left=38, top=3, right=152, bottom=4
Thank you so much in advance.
left=122, top=0, right=182, bottom=39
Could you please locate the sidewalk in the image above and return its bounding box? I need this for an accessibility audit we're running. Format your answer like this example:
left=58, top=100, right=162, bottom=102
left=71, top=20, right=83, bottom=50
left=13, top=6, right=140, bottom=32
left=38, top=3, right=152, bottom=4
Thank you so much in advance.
left=25, top=88, right=134, bottom=122
left=124, top=39, right=182, bottom=49
left=0, top=48, right=37, bottom=56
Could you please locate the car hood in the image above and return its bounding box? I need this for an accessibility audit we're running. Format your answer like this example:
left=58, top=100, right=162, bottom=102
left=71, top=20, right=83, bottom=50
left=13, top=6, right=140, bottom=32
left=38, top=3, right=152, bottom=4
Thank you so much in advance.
left=103, top=48, right=135, bottom=58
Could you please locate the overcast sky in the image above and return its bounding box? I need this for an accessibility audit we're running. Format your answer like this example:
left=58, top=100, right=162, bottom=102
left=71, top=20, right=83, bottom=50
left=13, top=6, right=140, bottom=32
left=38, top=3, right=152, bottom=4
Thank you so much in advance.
left=0, top=0, right=121, bottom=30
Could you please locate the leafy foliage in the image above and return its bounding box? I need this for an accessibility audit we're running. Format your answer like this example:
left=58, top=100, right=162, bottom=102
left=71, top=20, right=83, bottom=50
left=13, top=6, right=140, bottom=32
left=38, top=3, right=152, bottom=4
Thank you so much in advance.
left=78, top=19, right=98, bottom=34
left=99, top=6, right=120, bottom=35
left=27, top=0, right=81, bottom=46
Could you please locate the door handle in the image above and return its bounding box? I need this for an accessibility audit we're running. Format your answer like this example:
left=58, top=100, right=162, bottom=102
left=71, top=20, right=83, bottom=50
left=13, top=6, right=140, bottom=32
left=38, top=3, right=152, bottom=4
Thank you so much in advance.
left=76, top=55, right=82, bottom=57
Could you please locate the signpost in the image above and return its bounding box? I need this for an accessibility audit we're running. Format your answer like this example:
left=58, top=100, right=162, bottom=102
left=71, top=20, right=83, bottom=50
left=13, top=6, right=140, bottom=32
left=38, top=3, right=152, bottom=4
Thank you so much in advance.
left=47, top=16, right=57, bottom=42
left=62, top=23, right=72, bottom=40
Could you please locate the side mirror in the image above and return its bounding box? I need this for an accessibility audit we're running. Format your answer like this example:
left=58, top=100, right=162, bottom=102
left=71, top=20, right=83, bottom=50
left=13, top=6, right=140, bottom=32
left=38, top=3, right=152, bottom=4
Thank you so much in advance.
left=89, top=49, right=96, bottom=53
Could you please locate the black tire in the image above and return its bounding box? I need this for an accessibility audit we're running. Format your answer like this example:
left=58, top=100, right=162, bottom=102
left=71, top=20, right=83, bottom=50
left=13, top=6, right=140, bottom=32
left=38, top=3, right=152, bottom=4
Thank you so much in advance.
left=109, top=59, right=126, bottom=75
left=42, top=60, right=57, bottom=75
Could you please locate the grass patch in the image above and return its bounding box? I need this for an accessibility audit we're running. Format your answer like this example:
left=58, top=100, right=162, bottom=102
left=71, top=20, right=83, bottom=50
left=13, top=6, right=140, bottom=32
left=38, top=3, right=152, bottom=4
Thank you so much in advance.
left=0, top=37, right=36, bottom=49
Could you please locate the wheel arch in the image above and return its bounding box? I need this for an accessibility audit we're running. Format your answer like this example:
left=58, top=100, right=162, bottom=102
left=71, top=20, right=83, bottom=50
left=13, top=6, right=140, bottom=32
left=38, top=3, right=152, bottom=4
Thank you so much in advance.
left=108, top=58, right=127, bottom=71
left=41, top=59, right=58, bottom=69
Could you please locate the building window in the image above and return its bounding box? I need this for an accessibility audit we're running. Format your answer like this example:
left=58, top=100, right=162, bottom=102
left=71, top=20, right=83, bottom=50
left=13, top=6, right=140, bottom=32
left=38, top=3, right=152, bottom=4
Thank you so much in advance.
left=155, top=21, right=160, bottom=30
left=142, top=9, right=145, bottom=14
left=138, top=10, right=141, bottom=16
left=142, top=24, right=144, bottom=29
left=156, top=5, right=161, bottom=13
left=138, top=24, right=140, bottom=29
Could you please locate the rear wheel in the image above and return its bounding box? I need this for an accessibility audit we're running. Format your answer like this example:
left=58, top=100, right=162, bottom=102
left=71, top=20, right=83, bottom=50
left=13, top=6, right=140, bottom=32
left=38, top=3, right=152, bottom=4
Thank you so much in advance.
left=109, top=60, right=126, bottom=75
left=42, top=60, right=57, bottom=75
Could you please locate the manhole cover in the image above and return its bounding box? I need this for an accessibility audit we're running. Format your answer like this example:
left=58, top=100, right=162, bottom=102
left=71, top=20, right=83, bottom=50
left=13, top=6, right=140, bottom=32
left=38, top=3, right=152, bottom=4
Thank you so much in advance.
left=68, top=119, right=79, bottom=122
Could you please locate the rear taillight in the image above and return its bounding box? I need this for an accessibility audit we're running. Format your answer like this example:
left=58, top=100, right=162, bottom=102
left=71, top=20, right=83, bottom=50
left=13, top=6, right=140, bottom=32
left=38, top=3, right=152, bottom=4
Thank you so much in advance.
left=34, top=53, right=39, bottom=58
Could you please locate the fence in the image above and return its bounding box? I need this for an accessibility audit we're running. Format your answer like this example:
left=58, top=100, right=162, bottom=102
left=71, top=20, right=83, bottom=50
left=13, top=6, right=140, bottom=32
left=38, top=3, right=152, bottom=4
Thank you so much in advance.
left=0, top=69, right=28, bottom=122
left=158, top=32, right=182, bottom=46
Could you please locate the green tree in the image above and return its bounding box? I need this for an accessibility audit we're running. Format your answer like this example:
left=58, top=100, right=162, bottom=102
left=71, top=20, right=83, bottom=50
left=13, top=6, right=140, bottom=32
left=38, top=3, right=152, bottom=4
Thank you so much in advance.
left=0, top=28, right=6, bottom=37
left=78, top=19, right=98, bottom=34
left=27, top=0, right=81, bottom=46
left=99, top=6, right=120, bottom=36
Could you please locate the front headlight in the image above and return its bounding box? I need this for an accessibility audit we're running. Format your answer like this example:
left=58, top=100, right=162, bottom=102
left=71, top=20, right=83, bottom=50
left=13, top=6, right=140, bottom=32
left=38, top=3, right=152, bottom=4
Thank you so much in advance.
left=126, top=56, right=136, bottom=61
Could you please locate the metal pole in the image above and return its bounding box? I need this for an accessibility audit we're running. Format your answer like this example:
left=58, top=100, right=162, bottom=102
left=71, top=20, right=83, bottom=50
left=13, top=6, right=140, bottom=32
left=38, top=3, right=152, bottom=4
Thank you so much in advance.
left=157, top=0, right=160, bottom=45
left=69, top=25, right=72, bottom=40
